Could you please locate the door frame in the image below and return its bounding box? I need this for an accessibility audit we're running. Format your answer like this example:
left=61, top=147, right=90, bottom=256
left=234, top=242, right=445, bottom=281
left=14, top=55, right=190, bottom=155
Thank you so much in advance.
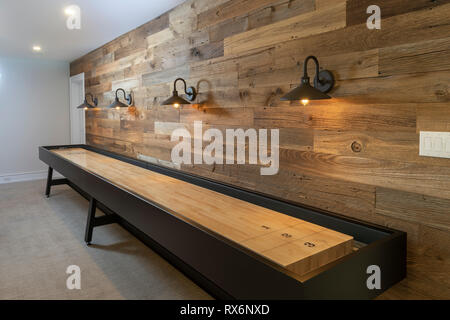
left=69, top=73, right=86, bottom=144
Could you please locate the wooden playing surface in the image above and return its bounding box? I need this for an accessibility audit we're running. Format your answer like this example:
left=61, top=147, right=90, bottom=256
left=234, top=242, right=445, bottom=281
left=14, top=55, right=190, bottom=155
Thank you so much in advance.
left=52, top=148, right=353, bottom=277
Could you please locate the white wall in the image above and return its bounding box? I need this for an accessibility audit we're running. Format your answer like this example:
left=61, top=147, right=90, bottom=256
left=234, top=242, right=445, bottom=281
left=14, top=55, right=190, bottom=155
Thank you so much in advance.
left=0, top=56, right=70, bottom=183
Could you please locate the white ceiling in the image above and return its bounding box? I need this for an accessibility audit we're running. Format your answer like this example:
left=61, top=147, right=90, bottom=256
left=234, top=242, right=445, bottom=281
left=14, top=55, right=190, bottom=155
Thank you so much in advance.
left=0, top=0, right=185, bottom=62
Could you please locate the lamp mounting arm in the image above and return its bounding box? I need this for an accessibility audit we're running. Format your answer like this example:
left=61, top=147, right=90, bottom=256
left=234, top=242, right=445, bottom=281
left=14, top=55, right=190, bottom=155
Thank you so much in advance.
left=302, top=55, right=335, bottom=94
left=85, top=93, right=98, bottom=106
left=303, top=55, right=320, bottom=80
left=173, top=77, right=196, bottom=102
left=173, top=78, right=187, bottom=94
left=115, top=88, right=132, bottom=105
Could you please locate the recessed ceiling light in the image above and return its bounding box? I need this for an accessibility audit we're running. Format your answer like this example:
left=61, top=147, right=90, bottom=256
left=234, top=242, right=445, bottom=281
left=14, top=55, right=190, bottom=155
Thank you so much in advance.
left=32, top=45, right=42, bottom=52
left=64, top=7, right=75, bottom=15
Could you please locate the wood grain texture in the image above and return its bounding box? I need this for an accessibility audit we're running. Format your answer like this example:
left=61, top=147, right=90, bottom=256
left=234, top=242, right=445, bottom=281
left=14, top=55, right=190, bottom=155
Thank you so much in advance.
left=417, top=104, right=450, bottom=132
left=224, top=2, right=346, bottom=56
left=53, top=148, right=353, bottom=277
left=313, top=128, right=450, bottom=167
left=346, top=0, right=450, bottom=26
left=379, top=37, right=450, bottom=76
left=198, top=0, right=274, bottom=29
left=376, top=187, right=450, bottom=232
left=70, top=0, right=450, bottom=299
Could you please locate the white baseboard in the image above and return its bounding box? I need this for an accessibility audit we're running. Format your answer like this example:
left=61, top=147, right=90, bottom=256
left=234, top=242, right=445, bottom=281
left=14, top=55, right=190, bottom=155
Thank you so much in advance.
left=0, top=170, right=63, bottom=184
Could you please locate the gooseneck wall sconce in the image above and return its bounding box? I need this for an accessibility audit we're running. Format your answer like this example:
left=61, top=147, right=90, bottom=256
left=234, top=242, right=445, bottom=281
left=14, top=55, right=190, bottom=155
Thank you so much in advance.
left=162, top=78, right=197, bottom=109
left=281, top=55, right=334, bottom=106
left=107, top=88, right=133, bottom=109
left=77, top=93, right=98, bottom=110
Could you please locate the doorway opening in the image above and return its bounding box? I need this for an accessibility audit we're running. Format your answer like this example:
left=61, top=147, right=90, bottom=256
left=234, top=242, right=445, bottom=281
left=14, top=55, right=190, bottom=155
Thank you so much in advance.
left=69, top=73, right=85, bottom=144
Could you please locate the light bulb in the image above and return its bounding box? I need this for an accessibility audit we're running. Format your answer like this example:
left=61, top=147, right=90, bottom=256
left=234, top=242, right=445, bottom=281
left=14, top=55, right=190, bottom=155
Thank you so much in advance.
left=173, top=103, right=180, bottom=109
left=64, top=7, right=75, bottom=15
left=301, top=99, right=310, bottom=106
left=84, top=107, right=88, bottom=111
left=32, top=45, right=42, bottom=52
left=116, top=106, right=120, bottom=110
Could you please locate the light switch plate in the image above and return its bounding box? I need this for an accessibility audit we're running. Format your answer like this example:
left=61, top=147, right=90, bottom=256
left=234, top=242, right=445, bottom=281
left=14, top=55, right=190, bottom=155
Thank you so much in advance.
left=419, top=131, right=450, bottom=159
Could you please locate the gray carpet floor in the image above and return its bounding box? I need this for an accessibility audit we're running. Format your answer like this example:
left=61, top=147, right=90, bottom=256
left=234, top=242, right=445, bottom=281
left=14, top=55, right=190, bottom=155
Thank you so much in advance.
left=0, top=179, right=212, bottom=300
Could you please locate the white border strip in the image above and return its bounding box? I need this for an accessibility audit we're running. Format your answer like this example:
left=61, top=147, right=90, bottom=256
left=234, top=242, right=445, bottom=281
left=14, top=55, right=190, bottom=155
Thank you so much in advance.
left=0, top=170, right=62, bottom=184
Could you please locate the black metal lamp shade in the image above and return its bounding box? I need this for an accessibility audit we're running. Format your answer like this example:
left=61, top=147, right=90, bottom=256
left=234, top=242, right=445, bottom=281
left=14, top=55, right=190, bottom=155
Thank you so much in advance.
left=162, top=78, right=197, bottom=108
left=162, top=92, right=192, bottom=108
left=77, top=93, right=98, bottom=109
left=107, top=88, right=132, bottom=109
left=107, top=98, right=129, bottom=109
left=281, top=77, right=332, bottom=100
left=281, top=55, right=334, bottom=105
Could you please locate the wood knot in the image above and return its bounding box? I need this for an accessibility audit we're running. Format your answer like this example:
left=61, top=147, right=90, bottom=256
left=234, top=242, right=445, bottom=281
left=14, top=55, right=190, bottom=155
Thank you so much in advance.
left=351, top=141, right=362, bottom=153
left=435, top=89, right=448, bottom=98
left=191, top=48, right=201, bottom=57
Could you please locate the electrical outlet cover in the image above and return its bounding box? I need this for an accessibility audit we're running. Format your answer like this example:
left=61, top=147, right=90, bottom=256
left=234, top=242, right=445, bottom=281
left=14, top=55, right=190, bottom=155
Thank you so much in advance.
left=419, top=131, right=450, bottom=159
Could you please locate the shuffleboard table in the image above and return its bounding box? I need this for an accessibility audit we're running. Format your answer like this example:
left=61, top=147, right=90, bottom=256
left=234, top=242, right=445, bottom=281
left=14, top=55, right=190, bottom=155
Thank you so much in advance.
left=39, top=145, right=406, bottom=299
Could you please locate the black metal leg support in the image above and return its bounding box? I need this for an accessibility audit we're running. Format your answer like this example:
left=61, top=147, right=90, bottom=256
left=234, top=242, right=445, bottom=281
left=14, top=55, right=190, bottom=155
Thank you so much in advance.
left=45, top=167, right=53, bottom=197
left=84, top=197, right=118, bottom=245
left=85, top=197, right=97, bottom=245
left=45, top=166, right=70, bottom=198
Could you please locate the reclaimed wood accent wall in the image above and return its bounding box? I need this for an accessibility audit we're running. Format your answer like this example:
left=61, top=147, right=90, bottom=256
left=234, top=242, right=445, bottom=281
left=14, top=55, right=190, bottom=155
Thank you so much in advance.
left=70, top=0, right=450, bottom=299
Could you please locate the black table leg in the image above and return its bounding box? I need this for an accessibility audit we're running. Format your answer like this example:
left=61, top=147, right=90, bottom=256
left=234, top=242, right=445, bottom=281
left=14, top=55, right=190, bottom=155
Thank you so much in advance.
left=45, top=167, right=53, bottom=198
left=85, top=197, right=97, bottom=245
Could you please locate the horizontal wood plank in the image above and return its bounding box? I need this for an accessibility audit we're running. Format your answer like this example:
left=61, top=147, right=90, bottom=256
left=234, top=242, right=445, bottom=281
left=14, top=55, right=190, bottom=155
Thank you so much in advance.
left=224, top=2, right=346, bottom=56
left=376, top=187, right=450, bottom=232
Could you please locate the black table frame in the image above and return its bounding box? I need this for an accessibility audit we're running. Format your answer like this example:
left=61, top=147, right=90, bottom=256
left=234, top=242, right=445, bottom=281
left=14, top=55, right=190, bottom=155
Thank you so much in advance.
left=39, top=144, right=406, bottom=299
